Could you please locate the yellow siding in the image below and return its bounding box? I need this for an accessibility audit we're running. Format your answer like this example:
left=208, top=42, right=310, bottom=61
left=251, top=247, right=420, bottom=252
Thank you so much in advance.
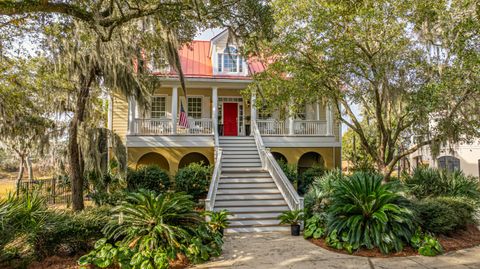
left=128, top=147, right=214, bottom=174
left=270, top=147, right=341, bottom=170
left=112, top=92, right=128, bottom=142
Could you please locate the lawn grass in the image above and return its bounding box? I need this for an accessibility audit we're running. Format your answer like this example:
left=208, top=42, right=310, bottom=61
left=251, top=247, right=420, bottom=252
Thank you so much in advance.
left=0, top=180, right=16, bottom=198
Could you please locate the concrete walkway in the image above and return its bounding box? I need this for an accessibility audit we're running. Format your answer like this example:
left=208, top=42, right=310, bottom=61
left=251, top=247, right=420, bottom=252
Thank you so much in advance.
left=193, top=232, right=480, bottom=269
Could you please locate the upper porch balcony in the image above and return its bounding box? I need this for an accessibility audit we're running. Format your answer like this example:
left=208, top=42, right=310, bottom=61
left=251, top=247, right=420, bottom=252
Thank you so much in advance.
left=125, top=86, right=338, bottom=141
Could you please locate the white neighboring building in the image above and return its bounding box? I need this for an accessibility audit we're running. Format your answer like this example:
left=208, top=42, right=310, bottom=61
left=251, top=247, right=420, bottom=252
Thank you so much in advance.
left=409, top=140, right=480, bottom=178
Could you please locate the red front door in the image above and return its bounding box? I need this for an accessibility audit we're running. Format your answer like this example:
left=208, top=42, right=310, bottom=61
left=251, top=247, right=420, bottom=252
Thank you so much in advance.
left=223, top=103, right=238, bottom=136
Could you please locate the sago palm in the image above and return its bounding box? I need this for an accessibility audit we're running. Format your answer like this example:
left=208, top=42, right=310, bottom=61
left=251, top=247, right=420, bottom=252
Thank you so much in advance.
left=103, top=190, right=202, bottom=255
left=327, top=172, right=415, bottom=254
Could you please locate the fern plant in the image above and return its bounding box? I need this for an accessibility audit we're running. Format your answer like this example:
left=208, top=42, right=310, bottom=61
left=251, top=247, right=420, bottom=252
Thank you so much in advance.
left=327, top=172, right=416, bottom=254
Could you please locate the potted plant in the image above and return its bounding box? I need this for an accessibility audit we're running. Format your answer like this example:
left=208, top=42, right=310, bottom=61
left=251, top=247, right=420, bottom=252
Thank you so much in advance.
left=205, top=210, right=230, bottom=236
left=278, top=210, right=304, bottom=236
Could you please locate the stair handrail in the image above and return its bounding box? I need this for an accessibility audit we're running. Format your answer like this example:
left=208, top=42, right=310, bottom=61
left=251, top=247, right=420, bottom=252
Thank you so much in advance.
left=251, top=120, right=304, bottom=211
left=206, top=117, right=222, bottom=211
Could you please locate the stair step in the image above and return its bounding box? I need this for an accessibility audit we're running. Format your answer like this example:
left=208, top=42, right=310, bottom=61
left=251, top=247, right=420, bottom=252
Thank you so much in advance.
left=222, top=147, right=258, bottom=151
left=221, top=162, right=262, bottom=167
left=219, top=178, right=273, bottom=183
left=215, top=199, right=286, bottom=207
left=225, top=225, right=290, bottom=233
left=217, top=188, right=281, bottom=194
left=226, top=212, right=283, bottom=219
left=228, top=219, right=281, bottom=226
left=223, top=151, right=259, bottom=155
left=221, top=167, right=265, bottom=172
left=221, top=172, right=270, bottom=177
left=222, top=158, right=261, bottom=163
left=221, top=143, right=256, bottom=146
left=216, top=194, right=283, bottom=200
left=223, top=153, right=259, bottom=157
left=215, top=206, right=289, bottom=212
left=218, top=183, right=276, bottom=189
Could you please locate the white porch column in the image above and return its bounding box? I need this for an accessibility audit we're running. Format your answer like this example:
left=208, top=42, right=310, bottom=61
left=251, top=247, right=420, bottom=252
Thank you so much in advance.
left=315, top=102, right=321, bottom=121
left=212, top=87, right=218, bottom=135
left=288, top=101, right=294, bottom=135
left=171, top=87, right=178, bottom=135
left=326, top=103, right=333, bottom=136
left=128, top=96, right=137, bottom=135
left=251, top=91, right=257, bottom=134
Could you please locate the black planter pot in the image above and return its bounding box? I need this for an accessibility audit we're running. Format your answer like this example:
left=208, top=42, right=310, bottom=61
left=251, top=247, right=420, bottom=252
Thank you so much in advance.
left=290, top=224, right=300, bottom=236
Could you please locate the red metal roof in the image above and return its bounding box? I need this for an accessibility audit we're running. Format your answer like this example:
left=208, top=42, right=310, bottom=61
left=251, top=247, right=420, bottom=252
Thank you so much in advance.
left=153, top=40, right=265, bottom=79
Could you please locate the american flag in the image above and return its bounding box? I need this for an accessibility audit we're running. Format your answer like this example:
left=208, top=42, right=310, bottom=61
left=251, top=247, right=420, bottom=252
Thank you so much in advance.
left=178, top=101, right=189, bottom=128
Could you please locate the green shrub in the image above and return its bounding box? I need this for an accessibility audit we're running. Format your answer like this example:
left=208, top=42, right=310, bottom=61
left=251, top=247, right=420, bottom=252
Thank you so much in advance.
left=0, top=192, right=109, bottom=266
left=404, top=168, right=480, bottom=200
left=277, top=160, right=298, bottom=187
left=327, top=171, right=416, bottom=254
left=298, top=166, right=326, bottom=196
left=304, top=169, right=343, bottom=217
left=413, top=196, right=476, bottom=234
left=303, top=213, right=327, bottom=239
left=79, top=190, right=223, bottom=268
left=174, top=162, right=212, bottom=201
left=34, top=206, right=110, bottom=257
left=278, top=210, right=304, bottom=225
left=127, top=165, right=171, bottom=193
left=410, top=229, right=443, bottom=256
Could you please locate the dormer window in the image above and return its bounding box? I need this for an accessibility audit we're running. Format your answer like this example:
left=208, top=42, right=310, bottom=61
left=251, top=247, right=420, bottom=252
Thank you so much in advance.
left=217, top=46, right=243, bottom=73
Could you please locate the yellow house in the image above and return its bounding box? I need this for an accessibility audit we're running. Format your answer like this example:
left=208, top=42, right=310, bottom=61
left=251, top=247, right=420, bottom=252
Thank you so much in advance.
left=108, top=30, right=341, bottom=232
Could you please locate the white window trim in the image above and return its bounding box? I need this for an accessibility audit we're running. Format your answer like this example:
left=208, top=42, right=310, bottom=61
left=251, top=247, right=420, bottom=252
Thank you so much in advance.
left=213, top=45, right=248, bottom=76
left=187, top=95, right=204, bottom=119
left=150, top=94, right=168, bottom=119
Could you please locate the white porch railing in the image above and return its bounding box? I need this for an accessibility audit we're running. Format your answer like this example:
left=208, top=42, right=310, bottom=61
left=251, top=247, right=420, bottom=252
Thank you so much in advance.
left=178, top=118, right=213, bottom=135
left=252, top=120, right=304, bottom=211
left=257, top=119, right=289, bottom=135
left=293, top=120, right=327, bottom=135
left=257, top=119, right=329, bottom=136
left=134, top=118, right=173, bottom=135
left=205, top=115, right=222, bottom=212
left=132, top=118, right=213, bottom=135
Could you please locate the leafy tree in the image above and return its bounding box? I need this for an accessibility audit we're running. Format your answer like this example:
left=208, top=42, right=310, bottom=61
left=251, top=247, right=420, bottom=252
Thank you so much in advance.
left=1, top=0, right=274, bottom=211
left=250, top=0, right=480, bottom=180
left=0, top=57, right=60, bottom=193
left=342, top=128, right=375, bottom=172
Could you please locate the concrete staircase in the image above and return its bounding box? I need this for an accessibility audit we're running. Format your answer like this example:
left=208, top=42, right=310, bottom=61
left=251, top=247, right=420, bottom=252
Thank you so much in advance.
left=215, top=136, right=290, bottom=232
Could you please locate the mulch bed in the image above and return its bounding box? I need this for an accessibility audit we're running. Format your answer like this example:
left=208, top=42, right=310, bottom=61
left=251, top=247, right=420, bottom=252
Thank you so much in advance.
left=309, top=224, right=480, bottom=258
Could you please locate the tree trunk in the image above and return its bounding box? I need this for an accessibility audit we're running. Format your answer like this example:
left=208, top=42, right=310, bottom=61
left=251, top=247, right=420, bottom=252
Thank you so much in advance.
left=15, top=156, right=25, bottom=196
left=26, top=156, right=34, bottom=183
left=69, top=85, right=91, bottom=211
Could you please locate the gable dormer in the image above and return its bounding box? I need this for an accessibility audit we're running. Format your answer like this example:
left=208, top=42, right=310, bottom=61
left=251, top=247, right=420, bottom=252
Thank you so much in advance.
left=211, top=30, right=248, bottom=76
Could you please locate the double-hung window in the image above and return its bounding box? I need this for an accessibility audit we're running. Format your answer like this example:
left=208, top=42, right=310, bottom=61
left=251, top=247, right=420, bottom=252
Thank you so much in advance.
left=187, top=97, right=202, bottom=119
left=151, top=96, right=166, bottom=118
left=217, top=46, right=243, bottom=73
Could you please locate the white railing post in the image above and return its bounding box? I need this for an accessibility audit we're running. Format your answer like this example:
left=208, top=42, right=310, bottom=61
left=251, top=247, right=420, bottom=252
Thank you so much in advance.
left=288, top=102, right=294, bottom=135
left=172, top=87, right=178, bottom=135
left=326, top=103, right=333, bottom=136
left=212, top=87, right=218, bottom=137
left=250, top=90, right=257, bottom=135
left=128, top=96, right=137, bottom=135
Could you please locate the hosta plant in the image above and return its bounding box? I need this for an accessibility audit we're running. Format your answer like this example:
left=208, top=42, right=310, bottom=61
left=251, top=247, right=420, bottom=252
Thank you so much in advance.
left=303, top=213, right=327, bottom=239
left=410, top=229, right=443, bottom=256
left=327, top=172, right=416, bottom=254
